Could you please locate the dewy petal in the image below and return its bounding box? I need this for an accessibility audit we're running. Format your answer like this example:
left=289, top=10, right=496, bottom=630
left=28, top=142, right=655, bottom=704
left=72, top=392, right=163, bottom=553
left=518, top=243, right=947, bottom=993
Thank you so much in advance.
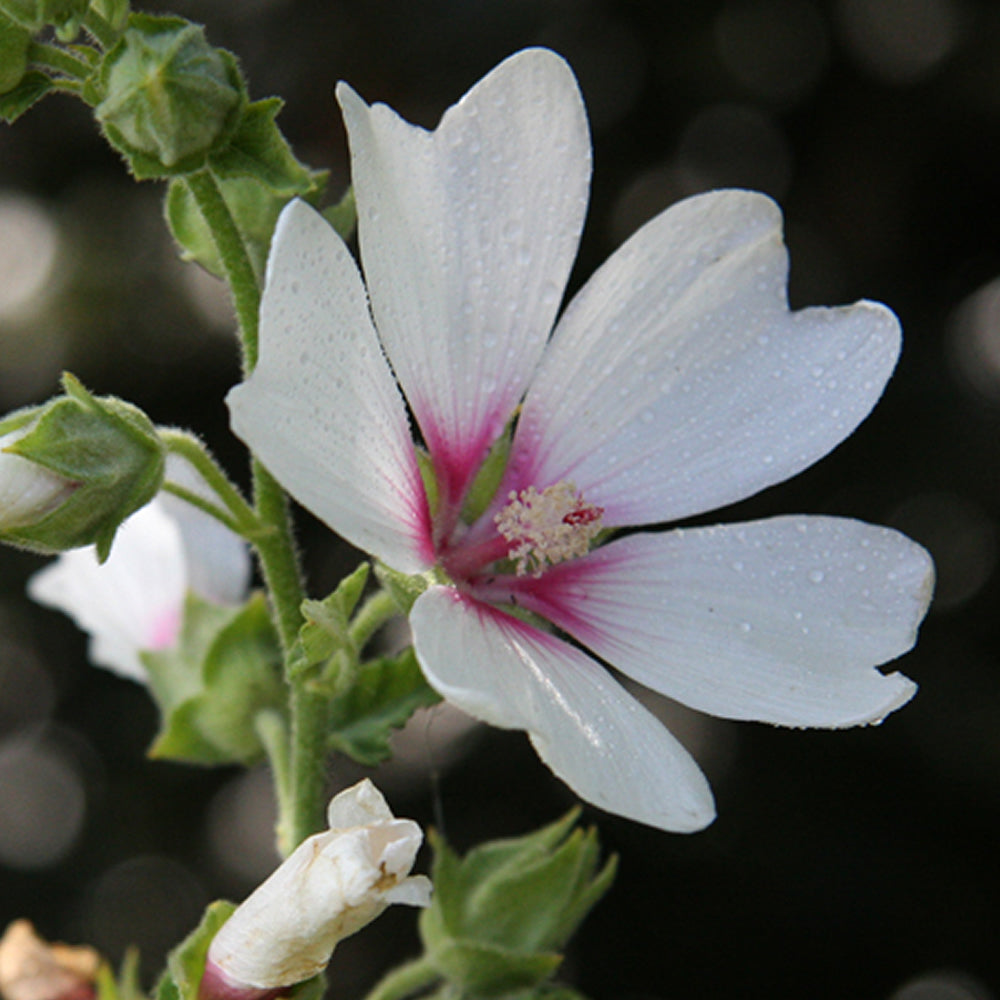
left=517, top=516, right=932, bottom=728
left=506, top=190, right=901, bottom=526
left=410, top=586, right=715, bottom=832
left=160, top=454, right=251, bottom=606
left=227, top=200, right=432, bottom=573
left=27, top=501, right=187, bottom=682
left=338, top=48, right=590, bottom=509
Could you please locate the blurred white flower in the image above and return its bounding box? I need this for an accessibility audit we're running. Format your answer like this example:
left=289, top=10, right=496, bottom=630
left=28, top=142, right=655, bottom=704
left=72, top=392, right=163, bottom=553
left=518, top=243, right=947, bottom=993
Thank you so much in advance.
left=27, top=455, right=251, bottom=682
left=228, top=48, right=934, bottom=833
left=202, top=779, right=430, bottom=996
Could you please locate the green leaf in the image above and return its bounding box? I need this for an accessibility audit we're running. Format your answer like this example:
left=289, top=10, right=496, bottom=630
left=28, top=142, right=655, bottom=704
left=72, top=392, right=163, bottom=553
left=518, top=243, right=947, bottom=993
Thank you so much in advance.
left=144, top=591, right=286, bottom=766
left=423, top=933, right=561, bottom=999
left=0, top=68, right=53, bottom=122
left=326, top=647, right=442, bottom=766
left=155, top=901, right=235, bottom=1000
left=420, top=815, right=616, bottom=998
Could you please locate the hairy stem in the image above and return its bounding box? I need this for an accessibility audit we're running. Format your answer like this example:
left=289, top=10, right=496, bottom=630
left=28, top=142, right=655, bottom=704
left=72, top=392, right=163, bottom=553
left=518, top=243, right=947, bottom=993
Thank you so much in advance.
left=184, top=168, right=260, bottom=374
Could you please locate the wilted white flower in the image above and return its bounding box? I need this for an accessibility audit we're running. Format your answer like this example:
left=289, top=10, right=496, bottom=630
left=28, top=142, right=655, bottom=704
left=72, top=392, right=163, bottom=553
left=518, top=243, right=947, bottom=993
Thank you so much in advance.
left=202, top=779, right=430, bottom=997
left=27, top=455, right=251, bottom=682
left=228, top=48, right=934, bottom=833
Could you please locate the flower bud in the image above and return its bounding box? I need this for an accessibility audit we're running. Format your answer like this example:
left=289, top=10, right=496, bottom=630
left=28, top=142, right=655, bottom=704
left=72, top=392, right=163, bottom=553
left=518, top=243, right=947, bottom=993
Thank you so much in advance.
left=94, top=14, right=244, bottom=177
left=201, top=780, right=431, bottom=999
left=0, top=374, right=166, bottom=560
left=0, top=920, right=100, bottom=1000
left=0, top=0, right=88, bottom=34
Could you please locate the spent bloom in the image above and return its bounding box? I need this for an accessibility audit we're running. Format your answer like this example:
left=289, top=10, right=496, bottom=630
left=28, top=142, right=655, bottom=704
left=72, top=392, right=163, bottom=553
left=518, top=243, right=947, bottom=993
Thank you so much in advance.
left=229, top=48, right=934, bottom=832
left=202, top=779, right=430, bottom=998
left=28, top=455, right=251, bottom=682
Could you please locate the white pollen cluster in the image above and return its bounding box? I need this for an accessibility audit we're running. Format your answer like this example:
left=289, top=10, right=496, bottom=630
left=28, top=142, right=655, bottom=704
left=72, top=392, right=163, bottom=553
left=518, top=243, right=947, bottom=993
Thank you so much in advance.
left=494, top=481, right=604, bottom=577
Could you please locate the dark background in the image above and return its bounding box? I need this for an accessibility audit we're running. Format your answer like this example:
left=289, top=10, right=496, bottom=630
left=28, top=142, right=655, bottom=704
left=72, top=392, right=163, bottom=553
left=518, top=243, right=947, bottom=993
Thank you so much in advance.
left=2, top=2, right=999, bottom=999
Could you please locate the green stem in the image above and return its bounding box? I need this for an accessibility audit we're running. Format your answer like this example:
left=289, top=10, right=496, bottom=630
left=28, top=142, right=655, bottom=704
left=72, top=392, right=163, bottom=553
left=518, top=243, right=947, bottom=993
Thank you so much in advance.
left=364, top=958, right=441, bottom=1000
left=349, top=587, right=400, bottom=652
left=251, top=458, right=327, bottom=849
left=161, top=429, right=258, bottom=534
left=254, top=708, right=294, bottom=849
left=184, top=169, right=260, bottom=373
left=27, top=42, right=93, bottom=81
left=185, top=169, right=329, bottom=851
left=82, top=8, right=118, bottom=49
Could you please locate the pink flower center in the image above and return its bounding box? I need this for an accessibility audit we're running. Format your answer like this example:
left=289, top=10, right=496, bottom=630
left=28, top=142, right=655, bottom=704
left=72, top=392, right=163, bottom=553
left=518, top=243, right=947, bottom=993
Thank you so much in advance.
left=494, top=481, right=604, bottom=577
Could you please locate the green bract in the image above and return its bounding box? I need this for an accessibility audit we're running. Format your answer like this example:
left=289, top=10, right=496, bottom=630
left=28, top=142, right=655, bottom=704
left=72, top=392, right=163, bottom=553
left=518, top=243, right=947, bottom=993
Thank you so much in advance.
left=93, top=14, right=244, bottom=177
left=420, top=812, right=617, bottom=998
left=165, top=99, right=330, bottom=279
left=0, top=373, right=165, bottom=560
left=0, top=0, right=88, bottom=33
left=0, top=13, right=30, bottom=94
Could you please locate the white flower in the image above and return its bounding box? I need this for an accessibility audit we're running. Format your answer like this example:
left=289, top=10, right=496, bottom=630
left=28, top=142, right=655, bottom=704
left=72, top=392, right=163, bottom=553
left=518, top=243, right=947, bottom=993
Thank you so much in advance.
left=203, top=779, right=430, bottom=994
left=228, top=48, right=934, bottom=832
left=27, top=455, right=251, bottom=682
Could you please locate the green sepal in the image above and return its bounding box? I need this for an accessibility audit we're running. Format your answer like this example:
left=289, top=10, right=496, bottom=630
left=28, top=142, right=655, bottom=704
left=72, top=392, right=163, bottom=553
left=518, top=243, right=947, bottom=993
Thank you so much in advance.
left=1, top=373, right=165, bottom=560
left=0, top=67, right=52, bottom=120
left=461, top=417, right=514, bottom=525
left=0, top=13, right=30, bottom=94
left=144, top=590, right=285, bottom=766
left=155, top=900, right=235, bottom=1000
left=287, top=563, right=370, bottom=681
left=91, top=13, right=246, bottom=179
left=210, top=97, right=323, bottom=196
left=92, top=0, right=127, bottom=30
left=373, top=561, right=432, bottom=616
left=326, top=647, right=441, bottom=766
left=415, top=448, right=439, bottom=520
left=420, top=815, right=617, bottom=997
left=95, top=948, right=144, bottom=1000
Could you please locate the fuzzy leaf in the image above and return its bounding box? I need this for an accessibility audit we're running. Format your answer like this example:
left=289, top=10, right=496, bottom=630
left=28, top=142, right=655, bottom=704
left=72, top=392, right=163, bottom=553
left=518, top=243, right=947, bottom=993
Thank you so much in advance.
left=144, top=591, right=285, bottom=765
left=326, top=647, right=441, bottom=765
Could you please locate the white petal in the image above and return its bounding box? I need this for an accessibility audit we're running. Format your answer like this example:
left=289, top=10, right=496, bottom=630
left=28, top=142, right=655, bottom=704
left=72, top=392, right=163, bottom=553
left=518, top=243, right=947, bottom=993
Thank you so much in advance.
left=507, top=190, right=901, bottom=526
left=326, top=778, right=393, bottom=829
left=26, top=501, right=188, bottom=682
left=410, top=586, right=715, bottom=832
left=519, top=516, right=932, bottom=727
left=208, top=782, right=426, bottom=990
left=338, top=48, right=590, bottom=506
left=161, top=453, right=251, bottom=605
left=227, top=200, right=432, bottom=573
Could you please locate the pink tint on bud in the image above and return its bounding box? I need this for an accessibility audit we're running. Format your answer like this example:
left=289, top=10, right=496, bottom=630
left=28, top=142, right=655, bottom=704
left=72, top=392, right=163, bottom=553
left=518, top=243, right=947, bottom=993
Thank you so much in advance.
left=199, top=960, right=283, bottom=1000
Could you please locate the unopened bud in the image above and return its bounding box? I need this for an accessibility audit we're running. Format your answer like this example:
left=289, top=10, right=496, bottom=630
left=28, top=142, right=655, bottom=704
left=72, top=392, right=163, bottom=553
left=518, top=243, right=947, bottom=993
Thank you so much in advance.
left=201, top=780, right=431, bottom=999
left=0, top=374, right=165, bottom=560
left=94, top=14, right=244, bottom=176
